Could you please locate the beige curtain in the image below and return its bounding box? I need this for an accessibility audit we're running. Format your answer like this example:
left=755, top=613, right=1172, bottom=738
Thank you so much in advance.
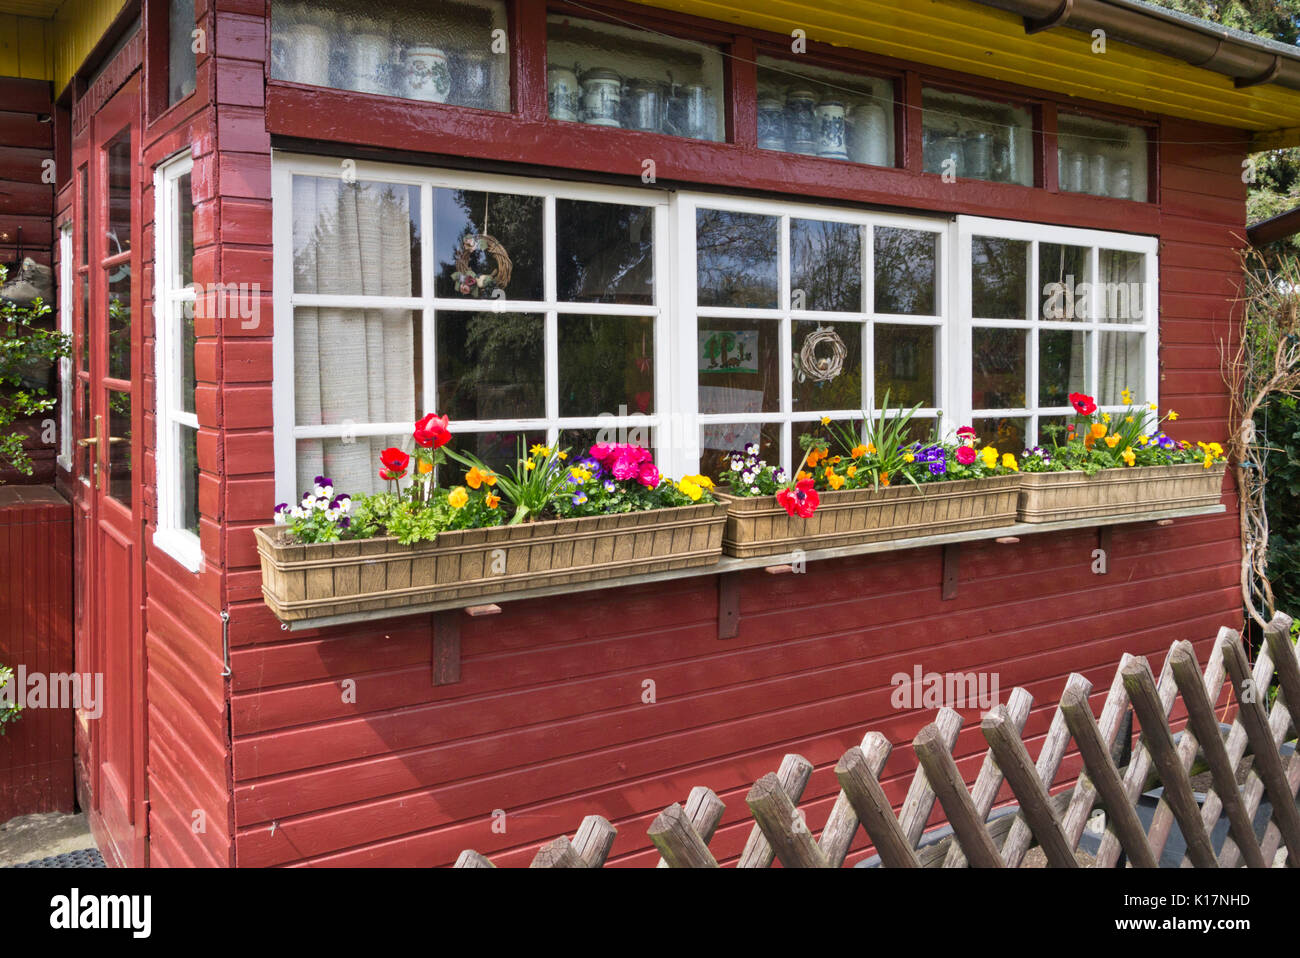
left=293, top=176, right=416, bottom=497
left=1097, top=249, right=1144, bottom=405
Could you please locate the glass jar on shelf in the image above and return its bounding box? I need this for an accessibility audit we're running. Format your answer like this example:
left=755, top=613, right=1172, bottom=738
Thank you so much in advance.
left=547, top=64, right=580, bottom=121
left=785, top=88, right=818, bottom=155
left=847, top=101, right=889, bottom=166
left=757, top=94, right=786, bottom=150
left=580, top=67, right=624, bottom=127
left=814, top=100, right=848, bottom=159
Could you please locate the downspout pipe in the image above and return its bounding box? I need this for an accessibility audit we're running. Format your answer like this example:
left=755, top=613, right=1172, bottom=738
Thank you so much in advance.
left=970, top=0, right=1300, bottom=92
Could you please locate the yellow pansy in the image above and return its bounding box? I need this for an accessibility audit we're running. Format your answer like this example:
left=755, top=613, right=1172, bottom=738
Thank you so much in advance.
left=485, top=492, right=501, bottom=509
left=1121, top=447, right=1136, bottom=467
left=570, top=466, right=592, bottom=482
left=448, top=486, right=468, bottom=509
left=678, top=479, right=703, bottom=501
left=1105, top=435, right=1120, bottom=448
left=1001, top=453, right=1018, bottom=472
left=904, top=452, right=915, bottom=463
left=1203, top=454, right=1214, bottom=468
left=682, top=474, right=714, bottom=489
left=980, top=446, right=998, bottom=469
left=846, top=464, right=857, bottom=479
left=825, top=467, right=844, bottom=490
left=1138, top=435, right=1150, bottom=446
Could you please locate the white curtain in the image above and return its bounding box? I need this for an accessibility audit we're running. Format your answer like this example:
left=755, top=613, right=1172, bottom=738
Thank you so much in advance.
left=293, top=176, right=416, bottom=497
left=1097, top=249, right=1144, bottom=405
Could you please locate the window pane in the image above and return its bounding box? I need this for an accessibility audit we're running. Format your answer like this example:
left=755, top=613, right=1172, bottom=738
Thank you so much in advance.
left=699, top=422, right=781, bottom=483
left=1097, top=250, right=1146, bottom=323
left=272, top=0, right=510, bottom=110
left=1038, top=415, right=1071, bottom=449
left=293, top=176, right=421, bottom=296
left=874, top=228, right=936, bottom=316
left=1057, top=114, right=1148, bottom=201
left=294, top=307, right=420, bottom=426
left=1098, top=332, right=1144, bottom=404
left=790, top=219, right=861, bottom=312
left=922, top=87, right=1032, bottom=186
left=792, top=321, right=862, bottom=411
left=1038, top=243, right=1087, bottom=321
left=106, top=130, right=131, bottom=255
left=436, top=312, right=544, bottom=421
left=1038, top=329, right=1088, bottom=408
left=558, top=314, right=655, bottom=417
left=107, top=390, right=132, bottom=507
left=971, top=236, right=1028, bottom=319
left=176, top=172, right=194, bottom=287
left=559, top=426, right=652, bottom=463
left=556, top=200, right=654, bottom=305
left=547, top=15, right=724, bottom=141
left=698, top=319, right=780, bottom=414
left=875, top=325, right=936, bottom=408
left=696, top=209, right=778, bottom=309
left=169, top=0, right=197, bottom=105
left=78, top=165, right=88, bottom=267
left=973, top=416, right=1027, bottom=453
left=755, top=57, right=894, bottom=166
left=78, top=272, right=88, bottom=371
left=296, top=432, right=419, bottom=500
left=108, top=266, right=131, bottom=380
left=972, top=327, right=1026, bottom=410
left=76, top=379, right=90, bottom=481
left=451, top=430, right=547, bottom=477
left=434, top=188, right=542, bottom=301
left=181, top=300, right=196, bottom=415
left=179, top=424, right=200, bottom=535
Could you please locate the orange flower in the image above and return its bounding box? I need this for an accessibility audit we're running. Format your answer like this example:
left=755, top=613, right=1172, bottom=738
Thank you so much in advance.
left=825, top=466, right=845, bottom=490
left=466, top=466, right=496, bottom=489
left=418, top=458, right=434, bottom=474
left=485, top=492, right=501, bottom=508
left=880, top=472, right=890, bottom=487
left=850, top=444, right=868, bottom=459
left=807, top=447, right=826, bottom=468
left=1105, top=435, right=1120, bottom=448
left=1089, top=423, right=1108, bottom=440
left=796, top=470, right=812, bottom=481
left=846, top=464, right=857, bottom=479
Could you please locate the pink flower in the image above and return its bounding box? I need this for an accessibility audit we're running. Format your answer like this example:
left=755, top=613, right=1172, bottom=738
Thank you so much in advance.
left=588, top=443, right=613, bottom=462
left=956, top=445, right=977, bottom=466
left=610, top=453, right=640, bottom=480
left=637, top=462, right=661, bottom=488
left=956, top=426, right=977, bottom=443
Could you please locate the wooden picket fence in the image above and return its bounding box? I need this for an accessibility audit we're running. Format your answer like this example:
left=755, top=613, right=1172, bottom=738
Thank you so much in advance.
left=456, top=613, right=1300, bottom=868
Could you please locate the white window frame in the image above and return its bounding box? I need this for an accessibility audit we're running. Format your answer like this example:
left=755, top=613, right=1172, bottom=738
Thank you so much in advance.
left=57, top=224, right=73, bottom=472
left=676, top=192, right=951, bottom=475
left=954, top=215, right=1159, bottom=448
left=153, top=151, right=201, bottom=573
left=271, top=152, right=675, bottom=504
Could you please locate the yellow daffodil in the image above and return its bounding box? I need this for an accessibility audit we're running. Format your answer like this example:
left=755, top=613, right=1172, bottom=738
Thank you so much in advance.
left=485, top=492, right=501, bottom=509
left=1122, top=447, right=1136, bottom=467
left=1168, top=410, right=1179, bottom=421
left=557, top=451, right=568, bottom=460
left=1125, top=416, right=1134, bottom=424
left=448, top=486, right=468, bottom=509
left=981, top=446, right=998, bottom=469
left=820, top=416, right=831, bottom=426
left=529, top=444, right=550, bottom=456
left=1102, top=412, right=1111, bottom=424
left=1121, top=388, right=1132, bottom=404
left=524, top=458, right=536, bottom=471
left=1149, top=402, right=1158, bottom=412
left=1002, top=453, right=1018, bottom=472
left=1105, top=435, right=1120, bottom=448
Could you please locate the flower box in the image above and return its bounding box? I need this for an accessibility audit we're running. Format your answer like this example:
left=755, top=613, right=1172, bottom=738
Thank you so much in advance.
left=715, top=475, right=1022, bottom=559
left=1017, top=463, right=1227, bottom=523
left=256, top=502, right=728, bottom=622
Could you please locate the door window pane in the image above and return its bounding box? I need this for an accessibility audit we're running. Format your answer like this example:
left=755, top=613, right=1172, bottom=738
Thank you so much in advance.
left=697, top=319, right=780, bottom=414
left=434, top=188, right=542, bottom=301
left=874, top=228, right=937, bottom=315
left=792, top=321, right=862, bottom=411
left=181, top=301, right=197, bottom=415
left=293, top=176, right=421, bottom=296
left=179, top=424, right=200, bottom=535
left=971, top=236, right=1028, bottom=319
left=272, top=0, right=510, bottom=110
left=546, top=15, right=724, bottom=141
left=922, top=87, right=1032, bottom=186
left=107, top=391, right=132, bottom=507
left=558, top=314, right=655, bottom=417
left=436, top=312, right=544, bottom=421
left=106, top=131, right=131, bottom=255
left=176, top=172, right=194, bottom=287
left=169, top=0, right=197, bottom=104
left=972, top=327, right=1026, bottom=409
left=790, top=219, right=861, bottom=312
left=555, top=200, right=654, bottom=305
left=696, top=209, right=778, bottom=309
left=107, top=266, right=131, bottom=380
left=875, top=325, right=936, bottom=408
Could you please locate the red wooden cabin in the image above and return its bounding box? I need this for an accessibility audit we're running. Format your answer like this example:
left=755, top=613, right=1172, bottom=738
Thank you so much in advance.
left=2, top=0, right=1298, bottom=866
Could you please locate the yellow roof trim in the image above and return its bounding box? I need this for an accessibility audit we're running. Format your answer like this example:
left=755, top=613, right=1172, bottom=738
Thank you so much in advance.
left=632, top=0, right=1300, bottom=133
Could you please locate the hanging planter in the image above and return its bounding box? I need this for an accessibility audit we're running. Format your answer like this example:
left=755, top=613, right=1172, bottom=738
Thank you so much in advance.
left=1017, top=463, right=1227, bottom=523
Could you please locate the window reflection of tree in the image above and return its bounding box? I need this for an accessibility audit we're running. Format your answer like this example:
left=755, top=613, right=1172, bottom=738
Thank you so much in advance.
left=972, top=328, right=1025, bottom=409
left=559, top=315, right=654, bottom=417
left=971, top=236, right=1028, bottom=319
left=873, top=228, right=935, bottom=315
left=437, top=312, right=544, bottom=421
left=557, top=201, right=654, bottom=305
left=790, top=220, right=860, bottom=312
left=696, top=209, right=778, bottom=309
left=435, top=190, right=543, bottom=299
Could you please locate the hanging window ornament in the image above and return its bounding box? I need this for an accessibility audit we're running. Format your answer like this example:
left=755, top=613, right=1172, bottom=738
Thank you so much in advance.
left=799, top=325, right=847, bottom=383
left=452, top=198, right=513, bottom=298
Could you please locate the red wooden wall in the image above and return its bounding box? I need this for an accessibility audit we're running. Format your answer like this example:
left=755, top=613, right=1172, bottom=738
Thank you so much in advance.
left=0, top=486, right=74, bottom=820
left=0, top=76, right=58, bottom=486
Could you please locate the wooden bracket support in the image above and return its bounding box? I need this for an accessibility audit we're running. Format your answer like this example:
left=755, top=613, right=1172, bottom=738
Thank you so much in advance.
left=718, top=572, right=741, bottom=640
left=432, top=610, right=461, bottom=685
left=941, top=543, right=960, bottom=601
left=764, top=564, right=794, bottom=574
left=1097, top=526, right=1112, bottom=571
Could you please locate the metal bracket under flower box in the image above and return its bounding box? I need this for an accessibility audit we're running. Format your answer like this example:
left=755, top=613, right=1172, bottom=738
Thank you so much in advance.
left=277, top=503, right=1226, bottom=633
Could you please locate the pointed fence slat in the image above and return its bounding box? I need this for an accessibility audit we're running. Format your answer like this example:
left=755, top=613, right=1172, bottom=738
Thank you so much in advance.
left=1219, top=632, right=1300, bottom=864
left=1169, top=641, right=1267, bottom=868
left=820, top=732, right=890, bottom=866
left=1226, top=696, right=1296, bottom=867
left=898, top=707, right=962, bottom=847
left=1001, top=680, right=1078, bottom=868
left=913, top=722, right=1003, bottom=868
left=1060, top=676, right=1158, bottom=868
left=944, top=686, right=1033, bottom=868
left=572, top=815, right=618, bottom=868
left=982, top=704, right=1079, bottom=868
left=746, top=772, right=829, bottom=868
left=656, top=786, right=725, bottom=868
left=454, top=850, right=496, bottom=868
left=1061, top=658, right=1134, bottom=851
left=738, top=753, right=814, bottom=868
left=834, top=745, right=920, bottom=868
left=648, top=802, right=719, bottom=868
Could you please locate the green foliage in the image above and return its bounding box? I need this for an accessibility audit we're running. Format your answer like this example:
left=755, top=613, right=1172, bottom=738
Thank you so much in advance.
left=1260, top=395, right=1300, bottom=615
left=0, top=665, right=20, bottom=734
left=1, top=264, right=71, bottom=478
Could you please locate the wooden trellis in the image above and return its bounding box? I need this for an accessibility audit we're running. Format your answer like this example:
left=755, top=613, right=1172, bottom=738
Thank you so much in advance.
left=455, top=613, right=1300, bottom=868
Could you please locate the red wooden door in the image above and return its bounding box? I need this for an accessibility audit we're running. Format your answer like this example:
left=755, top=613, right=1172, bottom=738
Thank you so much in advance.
left=76, top=74, right=147, bottom=868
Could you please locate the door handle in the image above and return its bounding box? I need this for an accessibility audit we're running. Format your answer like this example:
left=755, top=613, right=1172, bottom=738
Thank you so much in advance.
left=77, top=436, right=99, bottom=447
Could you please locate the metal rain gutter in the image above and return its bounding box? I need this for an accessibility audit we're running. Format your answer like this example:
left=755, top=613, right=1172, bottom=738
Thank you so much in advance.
left=969, top=0, right=1300, bottom=92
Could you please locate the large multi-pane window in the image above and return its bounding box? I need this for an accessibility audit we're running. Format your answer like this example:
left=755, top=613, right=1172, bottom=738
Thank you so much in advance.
left=154, top=152, right=201, bottom=571
left=272, top=157, right=1159, bottom=497
left=273, top=157, right=667, bottom=502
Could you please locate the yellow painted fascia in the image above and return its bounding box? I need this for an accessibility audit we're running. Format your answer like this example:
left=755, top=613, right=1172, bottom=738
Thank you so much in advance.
left=0, top=14, right=53, bottom=80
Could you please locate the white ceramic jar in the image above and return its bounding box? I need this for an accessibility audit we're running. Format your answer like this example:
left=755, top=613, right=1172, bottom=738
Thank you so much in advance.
left=405, top=46, right=451, bottom=103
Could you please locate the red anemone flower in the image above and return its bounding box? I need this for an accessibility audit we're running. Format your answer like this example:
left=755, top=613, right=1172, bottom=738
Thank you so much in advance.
left=1069, top=393, right=1097, bottom=416
left=414, top=413, right=451, bottom=449
left=379, top=447, right=410, bottom=480
left=776, top=479, right=820, bottom=519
